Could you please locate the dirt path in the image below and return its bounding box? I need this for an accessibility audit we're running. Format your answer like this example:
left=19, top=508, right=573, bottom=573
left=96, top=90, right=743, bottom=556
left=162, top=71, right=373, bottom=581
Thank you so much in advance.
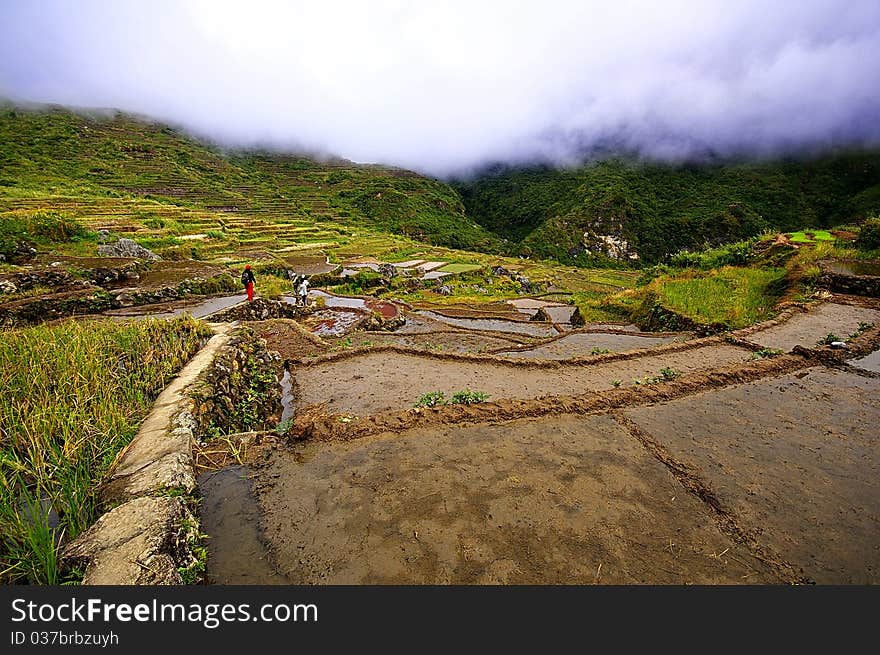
left=291, top=343, right=751, bottom=416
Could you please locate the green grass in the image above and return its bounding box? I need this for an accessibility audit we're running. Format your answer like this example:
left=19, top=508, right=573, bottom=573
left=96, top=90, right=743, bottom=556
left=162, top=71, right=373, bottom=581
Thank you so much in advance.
left=438, top=263, right=482, bottom=274
left=643, top=266, right=787, bottom=328
left=788, top=230, right=835, bottom=243
left=0, top=316, right=211, bottom=584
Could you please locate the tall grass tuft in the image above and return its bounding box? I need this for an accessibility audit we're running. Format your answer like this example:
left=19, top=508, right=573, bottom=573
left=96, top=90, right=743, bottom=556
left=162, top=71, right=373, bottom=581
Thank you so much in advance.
left=0, top=316, right=211, bottom=584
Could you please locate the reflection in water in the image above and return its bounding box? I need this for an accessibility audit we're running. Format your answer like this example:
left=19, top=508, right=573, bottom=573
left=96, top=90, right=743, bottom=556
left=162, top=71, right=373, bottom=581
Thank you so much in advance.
left=198, top=466, right=288, bottom=585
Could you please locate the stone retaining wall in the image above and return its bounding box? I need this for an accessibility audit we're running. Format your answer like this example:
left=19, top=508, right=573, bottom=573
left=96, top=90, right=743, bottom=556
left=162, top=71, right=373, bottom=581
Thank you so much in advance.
left=61, top=324, right=236, bottom=584
left=190, top=326, right=283, bottom=438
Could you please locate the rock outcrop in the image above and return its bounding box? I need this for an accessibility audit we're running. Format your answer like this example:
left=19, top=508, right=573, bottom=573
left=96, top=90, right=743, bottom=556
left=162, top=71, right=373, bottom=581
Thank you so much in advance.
left=98, top=238, right=160, bottom=260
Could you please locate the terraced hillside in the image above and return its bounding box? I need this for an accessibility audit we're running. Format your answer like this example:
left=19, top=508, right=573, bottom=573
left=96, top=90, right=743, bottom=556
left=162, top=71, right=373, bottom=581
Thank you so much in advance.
left=0, top=104, right=500, bottom=253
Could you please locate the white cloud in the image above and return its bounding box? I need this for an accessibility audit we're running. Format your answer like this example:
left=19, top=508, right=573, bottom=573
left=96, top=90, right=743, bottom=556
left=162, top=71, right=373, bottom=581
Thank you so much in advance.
left=2, top=0, right=878, bottom=175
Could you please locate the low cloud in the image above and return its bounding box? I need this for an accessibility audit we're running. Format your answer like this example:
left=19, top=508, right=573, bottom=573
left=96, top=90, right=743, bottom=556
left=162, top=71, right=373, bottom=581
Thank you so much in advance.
left=2, top=0, right=879, bottom=176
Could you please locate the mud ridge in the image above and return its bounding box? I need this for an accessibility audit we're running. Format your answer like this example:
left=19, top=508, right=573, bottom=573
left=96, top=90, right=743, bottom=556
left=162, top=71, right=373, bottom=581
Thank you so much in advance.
left=286, top=352, right=813, bottom=443
left=483, top=326, right=692, bottom=355
left=288, top=333, right=732, bottom=370
left=611, top=412, right=812, bottom=585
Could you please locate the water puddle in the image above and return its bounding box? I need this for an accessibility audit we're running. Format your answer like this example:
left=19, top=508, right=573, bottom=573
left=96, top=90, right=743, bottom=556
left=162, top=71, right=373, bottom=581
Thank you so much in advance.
left=198, top=465, right=288, bottom=584
left=280, top=369, right=295, bottom=423
left=308, top=289, right=366, bottom=309
left=104, top=293, right=246, bottom=321
left=301, top=309, right=364, bottom=336
left=826, top=261, right=880, bottom=277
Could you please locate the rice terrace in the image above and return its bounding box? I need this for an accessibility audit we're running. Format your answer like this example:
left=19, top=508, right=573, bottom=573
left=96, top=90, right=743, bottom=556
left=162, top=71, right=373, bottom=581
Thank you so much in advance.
left=1, top=105, right=878, bottom=587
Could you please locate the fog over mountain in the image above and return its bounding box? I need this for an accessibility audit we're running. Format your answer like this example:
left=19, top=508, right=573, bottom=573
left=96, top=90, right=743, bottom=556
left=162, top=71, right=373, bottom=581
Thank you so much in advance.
left=2, top=0, right=879, bottom=176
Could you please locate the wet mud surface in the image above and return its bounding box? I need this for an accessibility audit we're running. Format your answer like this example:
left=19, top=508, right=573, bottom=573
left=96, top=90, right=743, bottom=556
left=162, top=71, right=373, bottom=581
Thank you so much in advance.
left=417, top=311, right=559, bottom=337
left=254, top=414, right=774, bottom=583
left=849, top=347, right=880, bottom=373
left=291, top=344, right=751, bottom=416
left=329, top=330, right=532, bottom=354
left=625, top=367, right=880, bottom=583
left=498, top=331, right=687, bottom=360
left=198, top=466, right=288, bottom=584
left=746, top=302, right=880, bottom=351
left=199, top=295, right=880, bottom=584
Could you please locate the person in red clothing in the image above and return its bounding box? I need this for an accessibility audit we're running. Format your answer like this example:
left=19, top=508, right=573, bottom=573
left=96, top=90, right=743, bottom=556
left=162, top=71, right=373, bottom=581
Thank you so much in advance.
left=241, top=264, right=256, bottom=301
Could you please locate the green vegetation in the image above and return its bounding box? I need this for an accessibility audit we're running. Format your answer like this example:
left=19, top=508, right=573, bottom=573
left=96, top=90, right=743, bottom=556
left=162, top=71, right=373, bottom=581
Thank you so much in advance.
left=627, top=266, right=787, bottom=329
left=0, top=210, right=93, bottom=260
left=750, top=348, right=784, bottom=360
left=454, top=155, right=880, bottom=264
left=450, top=390, right=490, bottom=405
left=857, top=217, right=880, bottom=250
left=817, top=332, right=842, bottom=345
left=632, top=368, right=682, bottom=386
left=414, top=391, right=447, bottom=408
left=438, top=263, right=482, bottom=274
left=0, top=316, right=210, bottom=584
left=787, top=230, right=835, bottom=243
left=0, top=105, right=498, bottom=254
left=414, top=389, right=490, bottom=407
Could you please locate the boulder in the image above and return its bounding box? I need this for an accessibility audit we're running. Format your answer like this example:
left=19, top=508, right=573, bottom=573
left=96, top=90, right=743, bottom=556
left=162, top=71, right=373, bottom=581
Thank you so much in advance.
left=531, top=307, right=551, bottom=322
left=378, top=263, right=397, bottom=278
left=98, top=238, right=160, bottom=261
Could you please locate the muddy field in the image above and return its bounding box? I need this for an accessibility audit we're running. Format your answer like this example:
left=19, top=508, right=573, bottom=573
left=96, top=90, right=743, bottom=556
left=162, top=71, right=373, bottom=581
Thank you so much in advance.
left=195, top=295, right=880, bottom=585
left=497, top=331, right=688, bottom=359
left=290, top=343, right=751, bottom=416
left=745, top=302, right=880, bottom=351
left=625, top=367, right=880, bottom=583
left=252, top=415, right=775, bottom=583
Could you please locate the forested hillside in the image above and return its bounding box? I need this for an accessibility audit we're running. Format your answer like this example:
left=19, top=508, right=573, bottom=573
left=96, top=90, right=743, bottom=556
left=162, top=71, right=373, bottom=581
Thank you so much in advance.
left=453, top=154, right=880, bottom=264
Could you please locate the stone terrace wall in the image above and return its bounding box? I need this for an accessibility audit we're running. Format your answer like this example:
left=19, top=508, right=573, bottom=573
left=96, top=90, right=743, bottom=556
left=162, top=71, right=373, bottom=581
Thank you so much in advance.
left=190, top=326, right=283, bottom=438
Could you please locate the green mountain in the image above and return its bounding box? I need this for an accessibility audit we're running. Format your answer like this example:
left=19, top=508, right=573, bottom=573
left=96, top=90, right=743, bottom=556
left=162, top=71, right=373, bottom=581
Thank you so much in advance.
left=453, top=154, right=880, bottom=264
left=0, top=104, right=500, bottom=252
left=3, top=104, right=879, bottom=267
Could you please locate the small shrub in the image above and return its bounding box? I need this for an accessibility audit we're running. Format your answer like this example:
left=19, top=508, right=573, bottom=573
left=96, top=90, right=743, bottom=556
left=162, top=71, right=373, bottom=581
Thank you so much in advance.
left=856, top=217, right=880, bottom=250
left=414, top=391, right=447, bottom=407
left=611, top=379, right=622, bottom=388
left=450, top=389, right=490, bottom=405
left=659, top=367, right=680, bottom=381
left=750, top=348, right=783, bottom=360
left=817, top=332, right=841, bottom=345
left=590, top=347, right=611, bottom=355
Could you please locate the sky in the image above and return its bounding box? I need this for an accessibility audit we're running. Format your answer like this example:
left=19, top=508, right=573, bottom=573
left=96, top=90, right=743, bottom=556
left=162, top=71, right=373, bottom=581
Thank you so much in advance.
left=1, top=0, right=879, bottom=176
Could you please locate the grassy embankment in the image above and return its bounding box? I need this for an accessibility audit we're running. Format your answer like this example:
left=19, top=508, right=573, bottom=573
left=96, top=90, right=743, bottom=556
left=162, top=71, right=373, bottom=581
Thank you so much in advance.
left=0, top=317, right=211, bottom=584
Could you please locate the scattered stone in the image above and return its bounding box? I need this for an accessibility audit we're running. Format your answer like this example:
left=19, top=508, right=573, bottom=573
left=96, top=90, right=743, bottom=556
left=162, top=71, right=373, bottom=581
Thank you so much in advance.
left=830, top=341, right=848, bottom=349
left=97, top=229, right=111, bottom=243
left=378, top=263, right=397, bottom=278
left=0, top=279, right=17, bottom=294
left=531, top=307, right=552, bottom=322
left=492, top=266, right=511, bottom=276
left=98, top=238, right=160, bottom=260
left=516, top=275, right=537, bottom=294
left=436, top=285, right=453, bottom=296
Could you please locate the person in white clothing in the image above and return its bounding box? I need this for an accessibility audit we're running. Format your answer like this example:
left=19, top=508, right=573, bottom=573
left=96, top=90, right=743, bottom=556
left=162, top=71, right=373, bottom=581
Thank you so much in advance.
left=298, top=276, right=309, bottom=306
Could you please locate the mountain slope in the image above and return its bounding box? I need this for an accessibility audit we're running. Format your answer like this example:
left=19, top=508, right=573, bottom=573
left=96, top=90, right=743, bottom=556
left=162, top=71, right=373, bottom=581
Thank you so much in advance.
left=453, top=155, right=880, bottom=264
left=0, top=104, right=501, bottom=252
